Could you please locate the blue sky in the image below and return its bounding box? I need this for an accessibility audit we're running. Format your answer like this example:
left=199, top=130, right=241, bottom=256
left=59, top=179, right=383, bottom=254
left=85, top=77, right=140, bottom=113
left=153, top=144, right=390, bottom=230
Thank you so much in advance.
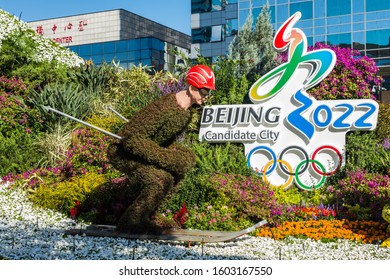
left=0, top=0, right=191, bottom=35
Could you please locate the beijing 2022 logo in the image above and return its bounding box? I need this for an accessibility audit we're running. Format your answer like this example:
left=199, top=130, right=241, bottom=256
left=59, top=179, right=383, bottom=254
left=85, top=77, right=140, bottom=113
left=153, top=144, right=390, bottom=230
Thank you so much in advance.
left=199, top=12, right=379, bottom=190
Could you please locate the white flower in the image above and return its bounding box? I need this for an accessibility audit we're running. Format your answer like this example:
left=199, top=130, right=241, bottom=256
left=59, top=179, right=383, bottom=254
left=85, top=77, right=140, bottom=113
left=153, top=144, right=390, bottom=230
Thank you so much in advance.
left=1, top=182, right=390, bottom=260
left=0, top=9, right=84, bottom=67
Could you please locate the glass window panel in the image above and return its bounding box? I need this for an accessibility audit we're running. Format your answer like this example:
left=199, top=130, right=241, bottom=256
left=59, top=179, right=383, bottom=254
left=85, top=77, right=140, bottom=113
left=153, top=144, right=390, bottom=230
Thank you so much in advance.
left=90, top=54, right=102, bottom=64
left=226, top=19, right=238, bottom=36
left=114, top=52, right=128, bottom=61
left=302, top=27, right=313, bottom=36
left=79, top=45, right=91, bottom=56
left=141, top=59, right=151, bottom=66
left=366, top=0, right=390, bottom=12
left=252, top=0, right=267, bottom=8
left=352, top=31, right=365, bottom=46
left=327, top=0, right=351, bottom=16
left=103, top=42, right=115, bottom=53
left=192, top=27, right=212, bottom=43
left=353, top=13, right=364, bottom=22
left=239, top=9, right=250, bottom=29
left=140, top=38, right=151, bottom=49
left=276, top=4, right=288, bottom=23
left=328, top=15, right=351, bottom=25
left=191, top=0, right=212, bottom=13
left=290, top=1, right=313, bottom=20
left=314, top=0, right=325, bottom=18
left=141, top=50, right=151, bottom=59
left=116, top=41, right=128, bottom=52
left=353, top=23, right=364, bottom=31
left=327, top=33, right=352, bottom=48
left=240, top=1, right=251, bottom=9
left=227, top=0, right=238, bottom=3
left=212, top=0, right=222, bottom=11
left=90, top=43, right=103, bottom=55
left=374, top=58, right=390, bottom=66
left=295, top=19, right=312, bottom=29
left=328, top=24, right=351, bottom=34
left=315, top=18, right=325, bottom=26
left=68, top=46, right=79, bottom=53
left=103, top=53, right=116, bottom=62
left=129, top=39, right=141, bottom=51
left=353, top=0, right=364, bottom=13
left=366, top=29, right=390, bottom=49
left=211, top=25, right=222, bottom=42
left=315, top=26, right=326, bottom=35
left=152, top=38, right=164, bottom=51
left=366, top=10, right=390, bottom=21
left=269, top=6, right=276, bottom=23
left=307, top=36, right=313, bottom=46
left=129, top=50, right=141, bottom=60
left=314, top=34, right=326, bottom=44
left=253, top=7, right=261, bottom=22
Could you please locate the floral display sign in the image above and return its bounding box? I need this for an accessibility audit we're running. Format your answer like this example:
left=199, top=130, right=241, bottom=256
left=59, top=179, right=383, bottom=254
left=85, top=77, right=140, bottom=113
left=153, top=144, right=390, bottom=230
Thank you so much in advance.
left=199, top=12, right=379, bottom=190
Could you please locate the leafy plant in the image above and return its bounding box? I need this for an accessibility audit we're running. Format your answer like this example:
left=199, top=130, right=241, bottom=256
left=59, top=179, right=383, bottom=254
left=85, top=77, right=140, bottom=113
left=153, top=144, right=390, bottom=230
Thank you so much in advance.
left=34, top=124, right=73, bottom=168
left=345, top=131, right=390, bottom=174
left=376, top=103, right=390, bottom=143
left=0, top=131, right=44, bottom=177
left=28, top=82, right=92, bottom=131
left=29, top=171, right=108, bottom=214
left=210, top=173, right=283, bottom=221
left=326, top=170, right=390, bottom=221
left=107, top=65, right=157, bottom=117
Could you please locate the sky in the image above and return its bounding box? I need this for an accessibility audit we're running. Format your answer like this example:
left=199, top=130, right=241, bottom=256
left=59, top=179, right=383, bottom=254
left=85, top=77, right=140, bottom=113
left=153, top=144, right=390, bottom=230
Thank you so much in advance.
left=0, top=0, right=192, bottom=35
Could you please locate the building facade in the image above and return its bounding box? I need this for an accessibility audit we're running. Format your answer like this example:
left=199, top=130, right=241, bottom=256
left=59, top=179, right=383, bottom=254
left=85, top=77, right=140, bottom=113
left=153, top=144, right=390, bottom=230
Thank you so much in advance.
left=27, top=9, right=191, bottom=71
left=190, top=0, right=390, bottom=89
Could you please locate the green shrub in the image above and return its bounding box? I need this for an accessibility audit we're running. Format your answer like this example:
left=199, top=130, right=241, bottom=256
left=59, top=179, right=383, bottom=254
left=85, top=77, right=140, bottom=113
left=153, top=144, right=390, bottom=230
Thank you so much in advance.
left=272, top=185, right=327, bottom=206
left=28, top=82, right=93, bottom=131
left=107, top=65, right=157, bottom=117
left=159, top=141, right=253, bottom=215
left=29, top=171, right=108, bottom=214
left=345, top=131, right=390, bottom=174
left=0, top=131, right=44, bottom=177
left=326, top=170, right=390, bottom=221
left=376, top=103, right=390, bottom=142
left=34, top=124, right=73, bottom=168
left=210, top=173, right=283, bottom=221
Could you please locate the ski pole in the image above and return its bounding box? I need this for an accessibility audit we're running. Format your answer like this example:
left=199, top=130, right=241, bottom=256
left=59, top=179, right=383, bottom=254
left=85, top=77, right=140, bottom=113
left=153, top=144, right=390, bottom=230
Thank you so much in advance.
left=44, top=106, right=123, bottom=140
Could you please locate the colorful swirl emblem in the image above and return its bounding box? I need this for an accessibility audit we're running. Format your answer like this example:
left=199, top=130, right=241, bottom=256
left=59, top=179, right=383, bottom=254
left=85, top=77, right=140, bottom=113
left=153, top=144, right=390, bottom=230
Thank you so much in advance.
left=199, top=12, right=379, bottom=190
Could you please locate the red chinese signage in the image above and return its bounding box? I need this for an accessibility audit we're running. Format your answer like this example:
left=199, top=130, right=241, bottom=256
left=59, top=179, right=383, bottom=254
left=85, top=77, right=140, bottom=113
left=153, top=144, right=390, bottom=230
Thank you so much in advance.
left=34, top=19, right=89, bottom=43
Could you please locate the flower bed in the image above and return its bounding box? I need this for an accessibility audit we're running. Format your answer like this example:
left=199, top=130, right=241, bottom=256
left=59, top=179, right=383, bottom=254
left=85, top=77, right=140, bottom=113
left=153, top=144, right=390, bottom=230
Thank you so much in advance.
left=1, top=182, right=390, bottom=260
left=256, top=219, right=388, bottom=244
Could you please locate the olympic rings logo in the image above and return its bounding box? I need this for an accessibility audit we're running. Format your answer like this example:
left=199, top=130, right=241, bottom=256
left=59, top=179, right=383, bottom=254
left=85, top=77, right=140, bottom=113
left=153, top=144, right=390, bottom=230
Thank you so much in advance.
left=247, top=145, right=342, bottom=190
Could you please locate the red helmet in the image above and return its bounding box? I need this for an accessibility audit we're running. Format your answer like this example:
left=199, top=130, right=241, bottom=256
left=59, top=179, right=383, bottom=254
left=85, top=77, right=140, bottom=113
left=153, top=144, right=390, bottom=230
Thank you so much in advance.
left=186, top=65, right=216, bottom=90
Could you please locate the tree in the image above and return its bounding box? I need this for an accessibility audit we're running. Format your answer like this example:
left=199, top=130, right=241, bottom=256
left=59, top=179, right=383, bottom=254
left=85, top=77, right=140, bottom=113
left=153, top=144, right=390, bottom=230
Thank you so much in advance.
left=228, top=4, right=277, bottom=81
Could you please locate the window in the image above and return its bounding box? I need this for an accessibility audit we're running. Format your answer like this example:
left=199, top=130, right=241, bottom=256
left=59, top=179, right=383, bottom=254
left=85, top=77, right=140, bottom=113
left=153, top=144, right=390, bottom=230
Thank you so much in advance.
left=91, top=43, right=103, bottom=55
left=116, top=41, right=128, bottom=52
left=327, top=33, right=352, bottom=48
left=326, top=0, right=351, bottom=17
left=129, top=39, right=141, bottom=51
left=192, top=0, right=212, bottom=13
left=226, top=19, right=238, bottom=36
left=366, top=29, right=390, bottom=49
left=103, top=42, right=115, bottom=53
left=366, top=0, right=390, bottom=12
left=211, top=25, right=223, bottom=41
left=290, top=1, right=313, bottom=20
left=212, top=0, right=223, bottom=11
left=192, top=27, right=212, bottom=43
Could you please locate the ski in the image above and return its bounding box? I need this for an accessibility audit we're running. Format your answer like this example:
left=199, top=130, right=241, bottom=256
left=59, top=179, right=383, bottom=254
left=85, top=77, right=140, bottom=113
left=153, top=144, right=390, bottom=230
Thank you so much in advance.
left=64, top=220, right=268, bottom=243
